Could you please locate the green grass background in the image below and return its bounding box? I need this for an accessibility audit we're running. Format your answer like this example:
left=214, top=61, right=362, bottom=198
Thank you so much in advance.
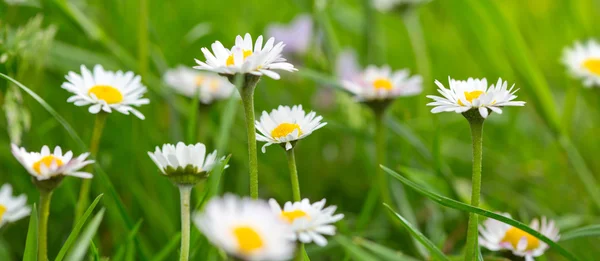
left=1, top=0, right=599, bottom=260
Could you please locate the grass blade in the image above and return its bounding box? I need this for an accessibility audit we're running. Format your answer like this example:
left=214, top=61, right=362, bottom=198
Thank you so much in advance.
left=335, top=235, right=379, bottom=261
left=383, top=204, right=449, bottom=261
left=23, top=203, right=37, bottom=261
left=55, top=194, right=104, bottom=261
left=383, top=165, right=581, bottom=261
left=150, top=233, right=181, bottom=261
left=560, top=224, right=600, bottom=241
left=65, top=208, right=106, bottom=261
left=353, top=237, right=420, bottom=261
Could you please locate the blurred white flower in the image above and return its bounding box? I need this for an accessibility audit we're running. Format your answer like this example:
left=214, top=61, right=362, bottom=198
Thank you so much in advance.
left=372, top=0, right=431, bottom=12
left=268, top=198, right=344, bottom=247
left=255, top=105, right=327, bottom=152
left=340, top=64, right=422, bottom=102
left=562, top=39, right=600, bottom=87
left=193, top=194, right=294, bottom=261
left=427, top=77, right=525, bottom=118
left=479, top=213, right=560, bottom=261
left=266, top=15, right=313, bottom=55
left=11, top=144, right=94, bottom=180
left=0, top=184, right=31, bottom=228
left=194, top=33, right=297, bottom=80
left=61, top=64, right=150, bottom=119
left=148, top=142, right=222, bottom=177
left=163, top=66, right=236, bottom=104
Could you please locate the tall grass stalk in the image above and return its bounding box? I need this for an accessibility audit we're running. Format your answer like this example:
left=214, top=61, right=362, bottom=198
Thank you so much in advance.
left=75, top=112, right=107, bottom=221
left=38, top=189, right=53, bottom=261
left=463, top=110, right=484, bottom=261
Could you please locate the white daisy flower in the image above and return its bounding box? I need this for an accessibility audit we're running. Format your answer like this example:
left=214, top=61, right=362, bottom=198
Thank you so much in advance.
left=255, top=105, right=326, bottom=153
left=479, top=213, right=560, bottom=261
left=163, top=66, right=236, bottom=104
left=194, top=33, right=297, bottom=80
left=147, top=142, right=223, bottom=183
left=373, top=0, right=431, bottom=12
left=562, top=39, right=600, bottom=87
left=61, top=64, right=150, bottom=119
left=11, top=144, right=94, bottom=180
left=268, top=198, right=344, bottom=247
left=193, top=194, right=294, bottom=261
left=0, top=184, right=31, bottom=228
left=340, top=65, right=422, bottom=101
left=426, top=77, right=526, bottom=119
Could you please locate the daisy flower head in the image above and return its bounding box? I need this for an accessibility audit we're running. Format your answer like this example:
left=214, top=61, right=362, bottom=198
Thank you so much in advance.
left=194, top=33, right=297, bottom=80
left=163, top=66, right=236, bottom=104
left=427, top=77, right=525, bottom=119
left=341, top=65, right=422, bottom=103
left=0, top=184, right=31, bottom=228
left=562, top=39, right=600, bottom=87
left=193, top=194, right=294, bottom=261
left=255, top=105, right=327, bottom=153
left=147, top=142, right=223, bottom=185
left=268, top=198, right=344, bottom=246
left=61, top=64, right=150, bottom=119
left=479, top=213, right=560, bottom=261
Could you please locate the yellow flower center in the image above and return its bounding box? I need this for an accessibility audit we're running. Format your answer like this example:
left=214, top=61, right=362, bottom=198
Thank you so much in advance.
left=373, top=78, right=393, bottom=90
left=0, top=204, right=6, bottom=221
left=88, top=85, right=124, bottom=104
left=271, top=123, right=302, bottom=139
left=281, top=209, right=309, bottom=223
left=33, top=155, right=64, bottom=174
left=582, top=58, right=600, bottom=76
left=501, top=227, right=540, bottom=251
left=233, top=226, right=264, bottom=254
left=226, top=49, right=253, bottom=66
left=195, top=76, right=205, bottom=86
left=458, top=90, right=484, bottom=106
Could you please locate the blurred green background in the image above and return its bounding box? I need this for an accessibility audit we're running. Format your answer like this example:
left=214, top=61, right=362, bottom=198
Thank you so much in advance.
left=1, top=0, right=599, bottom=260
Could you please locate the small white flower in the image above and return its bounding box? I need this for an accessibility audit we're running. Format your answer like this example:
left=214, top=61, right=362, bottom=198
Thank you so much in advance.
left=266, top=15, right=313, bottom=55
left=268, top=198, right=344, bottom=247
left=163, top=66, right=236, bottom=104
left=147, top=142, right=222, bottom=176
left=11, top=144, right=94, bottom=180
left=61, top=64, right=150, bottom=119
left=255, top=105, right=326, bottom=153
left=194, top=33, right=297, bottom=80
left=562, top=39, right=600, bottom=87
left=479, top=213, right=560, bottom=261
left=427, top=77, right=525, bottom=118
left=340, top=64, right=422, bottom=101
left=193, top=194, right=294, bottom=261
left=0, top=184, right=31, bottom=228
left=372, top=0, right=431, bottom=12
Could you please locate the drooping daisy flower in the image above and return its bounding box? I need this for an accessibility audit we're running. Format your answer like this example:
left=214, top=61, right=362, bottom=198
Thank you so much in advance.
left=11, top=144, right=94, bottom=180
left=562, top=39, right=600, bottom=87
left=163, top=66, right=236, bottom=104
left=268, top=198, right=344, bottom=246
left=147, top=142, right=223, bottom=184
left=194, top=33, right=297, bottom=80
left=427, top=77, right=525, bottom=118
left=372, top=0, right=431, bottom=12
left=255, top=105, right=326, bottom=152
left=340, top=64, right=422, bottom=102
left=193, top=194, right=294, bottom=261
left=266, top=15, right=313, bottom=55
left=479, top=213, right=560, bottom=261
left=0, top=184, right=31, bottom=228
left=61, top=64, right=150, bottom=119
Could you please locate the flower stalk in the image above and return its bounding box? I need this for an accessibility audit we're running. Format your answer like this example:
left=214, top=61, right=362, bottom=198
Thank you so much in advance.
left=38, top=188, right=53, bottom=261
left=236, top=74, right=261, bottom=199
left=179, top=185, right=193, bottom=261
left=285, top=147, right=304, bottom=261
left=463, top=109, right=485, bottom=261
left=75, top=112, right=107, bottom=221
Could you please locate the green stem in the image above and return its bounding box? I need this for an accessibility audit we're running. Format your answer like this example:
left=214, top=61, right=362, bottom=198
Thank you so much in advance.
left=374, top=110, right=393, bottom=208
left=286, top=148, right=301, bottom=201
left=38, top=189, right=53, bottom=261
left=464, top=117, right=484, bottom=261
left=240, top=82, right=259, bottom=199
left=179, top=185, right=192, bottom=261
left=75, top=112, right=107, bottom=221
left=294, top=243, right=306, bottom=261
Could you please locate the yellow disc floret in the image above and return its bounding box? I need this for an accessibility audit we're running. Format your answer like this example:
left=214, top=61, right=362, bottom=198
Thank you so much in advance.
left=226, top=50, right=253, bottom=66
left=458, top=90, right=484, bottom=106
left=33, top=155, right=64, bottom=174
left=501, top=227, right=540, bottom=251
left=373, top=78, right=393, bottom=90
left=88, top=85, right=124, bottom=104
left=281, top=209, right=309, bottom=223
left=271, top=123, right=302, bottom=139
left=233, top=226, right=264, bottom=254
left=0, top=205, right=6, bottom=221
left=583, top=58, right=600, bottom=76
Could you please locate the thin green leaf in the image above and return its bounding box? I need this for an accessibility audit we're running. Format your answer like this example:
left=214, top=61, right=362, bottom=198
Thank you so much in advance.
left=335, top=235, right=379, bottom=261
left=354, top=237, right=420, bottom=261
left=383, top=204, right=449, bottom=261
left=55, top=194, right=104, bottom=261
left=561, top=224, right=600, bottom=241
left=111, top=219, right=145, bottom=261
left=89, top=241, right=100, bottom=261
left=65, top=208, right=106, bottom=261
left=150, top=233, right=181, bottom=261
left=23, top=203, right=37, bottom=261
left=383, top=165, right=581, bottom=261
